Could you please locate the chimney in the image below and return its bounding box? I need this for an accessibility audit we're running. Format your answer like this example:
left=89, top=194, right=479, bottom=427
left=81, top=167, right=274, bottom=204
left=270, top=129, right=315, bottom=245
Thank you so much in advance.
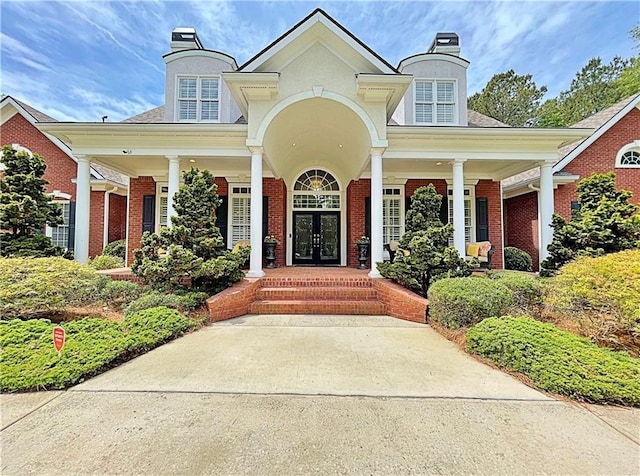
left=170, top=27, right=203, bottom=52
left=428, top=32, right=460, bottom=56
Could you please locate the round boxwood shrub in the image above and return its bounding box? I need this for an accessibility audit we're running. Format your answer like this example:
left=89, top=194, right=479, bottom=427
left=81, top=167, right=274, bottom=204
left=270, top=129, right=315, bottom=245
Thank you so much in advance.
left=428, top=277, right=513, bottom=329
left=102, top=239, right=126, bottom=260
left=486, top=270, right=544, bottom=316
left=504, top=247, right=533, bottom=272
left=467, top=316, right=640, bottom=406
left=89, top=255, right=124, bottom=270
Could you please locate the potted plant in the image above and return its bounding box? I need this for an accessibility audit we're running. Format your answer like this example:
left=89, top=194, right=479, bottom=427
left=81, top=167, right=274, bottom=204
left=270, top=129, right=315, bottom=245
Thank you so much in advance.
left=355, top=236, right=370, bottom=269
left=264, top=235, right=279, bottom=268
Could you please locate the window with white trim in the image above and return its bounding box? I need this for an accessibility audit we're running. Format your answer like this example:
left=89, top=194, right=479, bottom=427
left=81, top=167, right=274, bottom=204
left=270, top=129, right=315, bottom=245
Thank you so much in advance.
left=46, top=201, right=70, bottom=248
left=447, top=188, right=475, bottom=244
left=383, top=187, right=403, bottom=243
left=415, top=79, right=456, bottom=125
left=157, top=185, right=169, bottom=230
left=618, top=150, right=640, bottom=167
left=230, top=186, right=251, bottom=245
left=177, top=76, right=220, bottom=122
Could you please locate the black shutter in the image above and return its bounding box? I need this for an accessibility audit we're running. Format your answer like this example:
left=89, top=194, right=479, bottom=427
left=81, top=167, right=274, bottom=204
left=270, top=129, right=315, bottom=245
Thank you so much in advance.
left=217, top=196, right=228, bottom=247
left=476, top=197, right=489, bottom=242
left=405, top=196, right=412, bottom=216
left=142, top=195, right=155, bottom=233
left=365, top=197, right=371, bottom=239
left=67, top=202, right=76, bottom=251
left=439, top=195, right=448, bottom=225
left=262, top=196, right=269, bottom=239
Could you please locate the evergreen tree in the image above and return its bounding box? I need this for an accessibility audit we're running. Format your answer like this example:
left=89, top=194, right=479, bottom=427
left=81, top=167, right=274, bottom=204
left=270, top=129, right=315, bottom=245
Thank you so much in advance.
left=0, top=145, right=68, bottom=258
left=378, top=184, right=470, bottom=296
left=540, top=173, right=640, bottom=276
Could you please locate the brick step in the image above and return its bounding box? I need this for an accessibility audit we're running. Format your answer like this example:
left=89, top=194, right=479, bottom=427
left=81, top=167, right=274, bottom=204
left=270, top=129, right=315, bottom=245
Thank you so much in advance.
left=256, top=286, right=379, bottom=301
left=248, top=299, right=387, bottom=315
left=259, top=277, right=373, bottom=288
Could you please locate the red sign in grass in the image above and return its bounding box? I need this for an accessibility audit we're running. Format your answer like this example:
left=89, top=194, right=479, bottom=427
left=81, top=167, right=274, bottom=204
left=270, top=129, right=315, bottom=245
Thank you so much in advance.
left=53, top=327, right=65, bottom=354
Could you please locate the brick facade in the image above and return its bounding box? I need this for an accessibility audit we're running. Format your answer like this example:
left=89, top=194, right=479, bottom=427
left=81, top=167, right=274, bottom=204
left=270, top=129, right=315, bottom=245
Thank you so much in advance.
left=505, top=107, right=640, bottom=270
left=346, top=179, right=370, bottom=267
left=263, top=178, right=286, bottom=268
left=476, top=179, right=503, bottom=270
left=127, top=176, right=156, bottom=264
left=1, top=112, right=127, bottom=258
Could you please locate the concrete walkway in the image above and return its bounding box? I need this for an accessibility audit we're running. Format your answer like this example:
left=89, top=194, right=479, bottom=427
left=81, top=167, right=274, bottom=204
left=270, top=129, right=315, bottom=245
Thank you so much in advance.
left=2, top=315, right=638, bottom=474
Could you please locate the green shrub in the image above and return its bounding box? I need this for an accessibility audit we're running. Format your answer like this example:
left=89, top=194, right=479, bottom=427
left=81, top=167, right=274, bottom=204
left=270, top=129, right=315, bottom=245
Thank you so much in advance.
left=100, top=280, right=141, bottom=306
left=0, top=234, right=72, bottom=259
left=102, top=239, right=126, bottom=260
left=0, top=257, right=105, bottom=319
left=467, top=317, right=640, bottom=406
left=546, top=250, right=640, bottom=337
left=89, top=255, right=124, bottom=270
left=0, top=308, right=195, bottom=392
left=486, top=271, right=543, bottom=316
left=428, top=277, right=512, bottom=329
left=124, top=291, right=207, bottom=317
left=504, top=247, right=533, bottom=272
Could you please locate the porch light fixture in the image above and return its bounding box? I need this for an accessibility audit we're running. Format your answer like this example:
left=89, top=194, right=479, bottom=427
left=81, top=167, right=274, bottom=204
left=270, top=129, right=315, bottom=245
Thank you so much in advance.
left=436, top=161, right=442, bottom=166
left=292, top=142, right=296, bottom=147
left=189, top=159, right=196, bottom=163
left=338, top=144, right=343, bottom=148
left=122, top=150, right=132, bottom=154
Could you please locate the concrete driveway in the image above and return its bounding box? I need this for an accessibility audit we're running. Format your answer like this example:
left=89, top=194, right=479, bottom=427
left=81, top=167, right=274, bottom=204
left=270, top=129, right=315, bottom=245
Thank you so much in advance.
left=2, top=315, right=638, bottom=474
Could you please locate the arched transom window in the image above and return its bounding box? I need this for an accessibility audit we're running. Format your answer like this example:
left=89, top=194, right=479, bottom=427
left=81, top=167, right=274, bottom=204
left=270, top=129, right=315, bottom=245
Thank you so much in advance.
left=616, top=142, right=640, bottom=168
left=293, top=169, right=341, bottom=209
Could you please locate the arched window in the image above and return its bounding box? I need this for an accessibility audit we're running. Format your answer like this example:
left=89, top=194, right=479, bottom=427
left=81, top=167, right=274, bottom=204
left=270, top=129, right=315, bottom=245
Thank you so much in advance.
left=293, top=169, right=340, bottom=209
left=615, top=142, right=640, bottom=168
left=294, top=169, right=339, bottom=191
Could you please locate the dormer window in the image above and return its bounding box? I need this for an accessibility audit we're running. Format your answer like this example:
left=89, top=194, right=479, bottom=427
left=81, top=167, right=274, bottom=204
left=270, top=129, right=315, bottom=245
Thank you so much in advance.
left=415, top=79, right=456, bottom=125
left=177, top=75, right=220, bottom=122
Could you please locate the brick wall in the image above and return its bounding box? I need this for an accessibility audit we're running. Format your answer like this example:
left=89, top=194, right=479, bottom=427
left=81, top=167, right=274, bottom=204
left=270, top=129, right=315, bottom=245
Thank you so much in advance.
left=405, top=179, right=447, bottom=199
left=263, top=178, right=286, bottom=268
left=346, top=179, right=370, bottom=267
left=476, top=179, right=503, bottom=269
left=504, top=191, right=539, bottom=270
left=127, top=176, right=156, bottom=265
left=108, top=194, right=127, bottom=243
left=2, top=112, right=123, bottom=258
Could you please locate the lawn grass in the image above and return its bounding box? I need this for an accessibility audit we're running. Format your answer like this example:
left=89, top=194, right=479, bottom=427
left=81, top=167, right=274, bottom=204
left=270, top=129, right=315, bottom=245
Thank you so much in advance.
left=0, top=307, right=197, bottom=392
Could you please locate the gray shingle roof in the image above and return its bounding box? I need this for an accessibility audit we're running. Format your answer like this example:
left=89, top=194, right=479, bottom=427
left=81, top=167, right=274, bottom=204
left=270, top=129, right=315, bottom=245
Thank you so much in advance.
left=12, top=97, right=57, bottom=122
left=467, top=110, right=509, bottom=127
left=121, top=105, right=165, bottom=123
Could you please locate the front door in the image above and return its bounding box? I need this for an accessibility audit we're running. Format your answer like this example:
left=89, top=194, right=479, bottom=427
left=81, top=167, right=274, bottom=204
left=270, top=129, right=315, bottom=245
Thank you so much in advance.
left=293, top=211, right=340, bottom=265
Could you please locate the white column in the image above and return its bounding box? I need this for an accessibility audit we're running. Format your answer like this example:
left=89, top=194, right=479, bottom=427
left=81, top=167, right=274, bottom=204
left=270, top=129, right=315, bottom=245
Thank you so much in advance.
left=247, top=147, right=265, bottom=278
left=74, top=155, right=91, bottom=264
left=166, top=156, right=181, bottom=228
left=539, top=161, right=555, bottom=264
left=452, top=159, right=466, bottom=258
left=369, top=148, right=385, bottom=278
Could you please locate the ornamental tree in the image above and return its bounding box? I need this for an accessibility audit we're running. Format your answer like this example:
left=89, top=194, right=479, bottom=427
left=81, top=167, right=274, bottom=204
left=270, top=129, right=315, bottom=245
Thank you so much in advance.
left=0, top=145, right=68, bottom=258
left=540, top=172, right=640, bottom=276
left=132, top=167, right=249, bottom=294
left=378, top=184, right=470, bottom=296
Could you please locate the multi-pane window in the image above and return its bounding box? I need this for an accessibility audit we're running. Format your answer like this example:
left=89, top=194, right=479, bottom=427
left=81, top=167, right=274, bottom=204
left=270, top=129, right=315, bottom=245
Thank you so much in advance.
left=448, top=189, right=473, bottom=244
left=620, top=150, right=640, bottom=166
left=177, top=76, right=219, bottom=122
left=48, top=202, right=70, bottom=248
left=231, top=186, right=251, bottom=245
left=292, top=169, right=341, bottom=210
left=383, top=188, right=402, bottom=243
left=158, top=186, right=169, bottom=230
left=415, top=80, right=456, bottom=125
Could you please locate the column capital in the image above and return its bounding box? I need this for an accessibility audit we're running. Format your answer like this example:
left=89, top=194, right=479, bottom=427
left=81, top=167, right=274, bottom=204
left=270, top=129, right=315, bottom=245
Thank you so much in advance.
left=450, top=158, right=467, bottom=166
left=248, top=146, right=264, bottom=155
left=370, top=147, right=386, bottom=157
left=75, top=154, right=90, bottom=163
left=539, top=159, right=555, bottom=167
left=166, top=155, right=181, bottom=162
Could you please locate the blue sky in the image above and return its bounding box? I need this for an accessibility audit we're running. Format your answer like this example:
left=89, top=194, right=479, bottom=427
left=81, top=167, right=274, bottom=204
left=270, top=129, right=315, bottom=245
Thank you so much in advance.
left=1, top=0, right=638, bottom=122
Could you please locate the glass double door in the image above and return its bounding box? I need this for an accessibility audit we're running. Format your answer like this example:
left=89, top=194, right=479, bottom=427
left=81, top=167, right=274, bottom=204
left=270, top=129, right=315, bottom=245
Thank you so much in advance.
left=293, top=211, right=340, bottom=265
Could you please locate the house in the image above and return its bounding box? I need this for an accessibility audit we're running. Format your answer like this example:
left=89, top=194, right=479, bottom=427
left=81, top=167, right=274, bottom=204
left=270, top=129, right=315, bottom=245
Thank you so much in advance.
left=38, top=9, right=589, bottom=274
left=0, top=95, right=128, bottom=258
left=503, top=93, right=640, bottom=269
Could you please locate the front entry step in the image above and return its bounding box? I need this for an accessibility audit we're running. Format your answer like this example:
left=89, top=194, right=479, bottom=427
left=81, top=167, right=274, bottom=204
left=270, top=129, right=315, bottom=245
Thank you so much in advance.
left=248, top=299, right=386, bottom=315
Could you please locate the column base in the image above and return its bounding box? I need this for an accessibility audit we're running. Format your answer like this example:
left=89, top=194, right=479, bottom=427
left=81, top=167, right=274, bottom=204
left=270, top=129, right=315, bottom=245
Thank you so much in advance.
left=246, top=270, right=265, bottom=278
left=368, top=270, right=383, bottom=279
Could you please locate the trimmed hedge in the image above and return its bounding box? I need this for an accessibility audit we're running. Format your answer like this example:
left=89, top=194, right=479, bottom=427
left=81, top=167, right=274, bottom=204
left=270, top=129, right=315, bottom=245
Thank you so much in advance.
left=428, top=277, right=512, bottom=329
left=102, top=240, right=126, bottom=260
left=0, top=257, right=105, bottom=319
left=0, top=307, right=195, bottom=392
left=123, top=291, right=208, bottom=317
left=467, top=317, right=640, bottom=406
left=89, top=255, right=124, bottom=270
left=546, top=250, right=640, bottom=335
left=504, top=247, right=533, bottom=272
left=486, top=271, right=543, bottom=316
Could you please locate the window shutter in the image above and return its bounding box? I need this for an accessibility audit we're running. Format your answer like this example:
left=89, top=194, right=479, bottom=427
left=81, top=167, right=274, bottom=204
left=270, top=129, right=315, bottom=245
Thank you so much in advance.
left=217, top=196, right=228, bottom=247
left=365, top=197, right=371, bottom=239
left=67, top=202, right=76, bottom=251
left=439, top=197, right=448, bottom=226
left=142, top=195, right=156, bottom=233
left=262, top=196, right=269, bottom=240
left=475, top=197, right=489, bottom=241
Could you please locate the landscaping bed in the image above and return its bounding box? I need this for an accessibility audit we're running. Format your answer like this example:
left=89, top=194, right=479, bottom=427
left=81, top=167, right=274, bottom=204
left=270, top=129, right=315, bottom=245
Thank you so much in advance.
left=1, top=307, right=196, bottom=392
